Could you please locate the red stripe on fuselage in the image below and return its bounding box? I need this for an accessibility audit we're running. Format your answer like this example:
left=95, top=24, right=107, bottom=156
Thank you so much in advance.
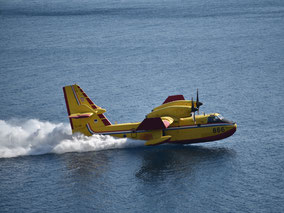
left=87, top=123, right=96, bottom=133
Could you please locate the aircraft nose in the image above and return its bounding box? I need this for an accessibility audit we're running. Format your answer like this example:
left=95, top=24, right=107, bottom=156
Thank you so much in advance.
left=232, top=123, right=237, bottom=131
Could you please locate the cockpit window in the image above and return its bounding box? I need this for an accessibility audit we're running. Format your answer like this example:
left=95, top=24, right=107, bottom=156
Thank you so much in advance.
left=207, top=115, right=223, bottom=123
left=207, top=114, right=232, bottom=124
left=217, top=114, right=224, bottom=120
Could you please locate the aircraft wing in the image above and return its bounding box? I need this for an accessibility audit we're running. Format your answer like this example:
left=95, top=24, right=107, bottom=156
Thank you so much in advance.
left=69, top=112, right=93, bottom=119
left=136, top=117, right=174, bottom=146
left=163, top=95, right=185, bottom=104
left=136, top=117, right=174, bottom=131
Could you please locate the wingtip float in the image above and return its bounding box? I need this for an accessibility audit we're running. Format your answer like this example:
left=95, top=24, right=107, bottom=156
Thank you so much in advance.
left=63, top=85, right=237, bottom=146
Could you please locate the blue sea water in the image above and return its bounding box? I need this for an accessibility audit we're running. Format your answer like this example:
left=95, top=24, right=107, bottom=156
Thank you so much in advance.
left=0, top=0, right=284, bottom=212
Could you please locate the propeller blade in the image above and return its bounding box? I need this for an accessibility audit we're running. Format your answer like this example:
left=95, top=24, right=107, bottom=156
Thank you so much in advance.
left=191, top=97, right=196, bottom=123
left=191, top=97, right=198, bottom=112
left=196, top=89, right=203, bottom=115
left=197, top=89, right=199, bottom=105
left=197, top=89, right=199, bottom=115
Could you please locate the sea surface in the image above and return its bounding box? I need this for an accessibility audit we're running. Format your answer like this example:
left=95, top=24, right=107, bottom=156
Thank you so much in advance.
left=0, top=0, right=283, bottom=212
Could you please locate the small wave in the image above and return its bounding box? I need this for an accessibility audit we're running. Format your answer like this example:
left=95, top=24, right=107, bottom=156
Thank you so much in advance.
left=0, top=119, right=145, bottom=158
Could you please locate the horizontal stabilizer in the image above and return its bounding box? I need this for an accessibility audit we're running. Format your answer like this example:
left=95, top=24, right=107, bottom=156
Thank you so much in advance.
left=145, top=136, right=171, bottom=146
left=93, top=108, right=106, bottom=114
left=69, top=112, right=93, bottom=119
left=137, top=117, right=173, bottom=131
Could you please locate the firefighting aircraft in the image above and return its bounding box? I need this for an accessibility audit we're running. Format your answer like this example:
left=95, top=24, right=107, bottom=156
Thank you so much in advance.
left=63, top=85, right=237, bottom=146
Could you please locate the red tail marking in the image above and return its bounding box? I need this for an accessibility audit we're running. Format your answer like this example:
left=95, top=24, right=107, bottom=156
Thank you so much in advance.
left=86, top=98, right=94, bottom=105
left=98, top=114, right=111, bottom=125
left=98, top=114, right=104, bottom=119
left=102, top=119, right=111, bottom=126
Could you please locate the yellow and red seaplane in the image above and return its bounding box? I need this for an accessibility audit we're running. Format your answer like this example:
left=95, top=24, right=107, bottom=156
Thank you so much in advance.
left=63, top=85, right=237, bottom=146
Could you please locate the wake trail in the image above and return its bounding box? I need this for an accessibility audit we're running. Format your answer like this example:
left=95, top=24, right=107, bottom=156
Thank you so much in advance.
left=0, top=119, right=145, bottom=158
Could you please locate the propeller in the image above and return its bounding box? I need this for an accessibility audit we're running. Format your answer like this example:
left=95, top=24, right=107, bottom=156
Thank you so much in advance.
left=196, top=89, right=203, bottom=114
left=191, top=97, right=197, bottom=123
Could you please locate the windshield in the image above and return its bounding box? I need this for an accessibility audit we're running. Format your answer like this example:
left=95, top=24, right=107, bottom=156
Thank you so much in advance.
left=207, top=115, right=222, bottom=123
left=207, top=114, right=232, bottom=124
left=217, top=114, right=224, bottom=120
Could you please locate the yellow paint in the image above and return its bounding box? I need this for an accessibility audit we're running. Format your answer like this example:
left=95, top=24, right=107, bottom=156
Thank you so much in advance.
left=63, top=85, right=237, bottom=146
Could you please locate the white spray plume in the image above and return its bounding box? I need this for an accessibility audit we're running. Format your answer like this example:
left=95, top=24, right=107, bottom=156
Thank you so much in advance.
left=0, top=119, right=145, bottom=158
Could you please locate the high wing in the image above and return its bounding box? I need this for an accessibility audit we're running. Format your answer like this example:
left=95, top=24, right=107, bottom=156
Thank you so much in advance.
left=151, top=94, right=203, bottom=118
left=163, top=95, right=185, bottom=104
left=154, top=95, right=200, bottom=111
left=147, top=95, right=196, bottom=121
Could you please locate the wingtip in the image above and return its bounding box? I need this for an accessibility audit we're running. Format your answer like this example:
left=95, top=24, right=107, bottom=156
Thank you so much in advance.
left=163, top=95, right=185, bottom=104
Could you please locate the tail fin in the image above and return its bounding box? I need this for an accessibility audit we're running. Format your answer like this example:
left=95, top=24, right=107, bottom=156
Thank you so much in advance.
left=63, top=85, right=111, bottom=136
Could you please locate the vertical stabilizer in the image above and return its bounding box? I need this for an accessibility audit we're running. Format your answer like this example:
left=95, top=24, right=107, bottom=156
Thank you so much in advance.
left=63, top=85, right=111, bottom=136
